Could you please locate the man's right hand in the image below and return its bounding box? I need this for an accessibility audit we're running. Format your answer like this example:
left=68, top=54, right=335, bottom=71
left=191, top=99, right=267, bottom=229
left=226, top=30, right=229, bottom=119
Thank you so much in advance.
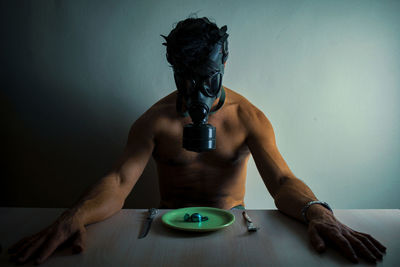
left=8, top=210, right=86, bottom=265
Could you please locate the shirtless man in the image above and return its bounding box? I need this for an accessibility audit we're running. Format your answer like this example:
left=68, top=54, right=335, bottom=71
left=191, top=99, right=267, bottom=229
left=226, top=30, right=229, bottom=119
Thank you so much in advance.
left=8, top=17, right=386, bottom=265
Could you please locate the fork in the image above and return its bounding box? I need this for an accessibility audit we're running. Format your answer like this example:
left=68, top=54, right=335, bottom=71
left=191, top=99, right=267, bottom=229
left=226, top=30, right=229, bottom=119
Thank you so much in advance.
left=242, top=211, right=260, bottom=232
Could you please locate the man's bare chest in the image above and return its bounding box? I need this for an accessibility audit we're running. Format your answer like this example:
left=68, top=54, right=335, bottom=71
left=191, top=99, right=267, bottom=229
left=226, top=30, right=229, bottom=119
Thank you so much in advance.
left=152, top=113, right=250, bottom=167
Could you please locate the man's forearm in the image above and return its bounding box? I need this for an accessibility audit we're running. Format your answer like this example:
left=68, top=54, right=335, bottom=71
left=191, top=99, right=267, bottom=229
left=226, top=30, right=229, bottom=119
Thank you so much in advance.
left=273, top=177, right=331, bottom=223
left=65, top=173, right=126, bottom=226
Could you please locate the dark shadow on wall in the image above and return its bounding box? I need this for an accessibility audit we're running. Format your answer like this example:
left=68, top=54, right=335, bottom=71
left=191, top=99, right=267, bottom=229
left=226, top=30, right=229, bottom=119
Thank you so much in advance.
left=0, top=92, right=160, bottom=209
left=0, top=1, right=160, bottom=208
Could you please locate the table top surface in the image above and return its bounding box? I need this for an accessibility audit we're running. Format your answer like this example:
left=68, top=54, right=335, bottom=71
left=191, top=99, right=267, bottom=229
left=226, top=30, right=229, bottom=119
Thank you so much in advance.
left=0, top=208, right=399, bottom=267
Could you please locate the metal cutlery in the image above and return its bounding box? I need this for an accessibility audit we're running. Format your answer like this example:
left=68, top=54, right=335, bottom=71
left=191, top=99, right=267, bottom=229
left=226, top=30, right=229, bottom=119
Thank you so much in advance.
left=138, top=208, right=158, bottom=239
left=242, top=211, right=260, bottom=232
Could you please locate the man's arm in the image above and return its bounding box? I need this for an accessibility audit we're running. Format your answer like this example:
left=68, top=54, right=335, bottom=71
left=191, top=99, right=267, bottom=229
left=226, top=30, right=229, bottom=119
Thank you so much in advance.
left=242, top=103, right=386, bottom=263
left=70, top=112, right=156, bottom=226
left=8, top=110, right=156, bottom=265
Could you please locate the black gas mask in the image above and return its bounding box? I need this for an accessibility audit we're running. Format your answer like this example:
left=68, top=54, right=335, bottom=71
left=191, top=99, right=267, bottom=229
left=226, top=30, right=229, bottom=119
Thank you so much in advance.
left=174, top=29, right=229, bottom=152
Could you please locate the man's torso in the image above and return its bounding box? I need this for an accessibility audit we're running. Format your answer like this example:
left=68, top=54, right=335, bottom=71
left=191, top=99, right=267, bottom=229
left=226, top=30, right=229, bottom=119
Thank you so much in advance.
left=145, top=87, right=257, bottom=209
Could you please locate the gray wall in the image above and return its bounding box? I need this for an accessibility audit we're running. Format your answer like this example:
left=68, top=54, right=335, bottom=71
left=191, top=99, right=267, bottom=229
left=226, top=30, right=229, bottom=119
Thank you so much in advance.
left=1, top=0, right=399, bottom=209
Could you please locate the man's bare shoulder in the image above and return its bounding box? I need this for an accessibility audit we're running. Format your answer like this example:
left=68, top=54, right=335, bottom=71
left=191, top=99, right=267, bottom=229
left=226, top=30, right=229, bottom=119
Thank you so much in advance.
left=223, top=87, right=273, bottom=141
left=224, top=87, right=267, bottom=122
left=147, top=87, right=256, bottom=120
left=132, top=87, right=269, bottom=133
left=146, top=91, right=178, bottom=117
left=129, top=91, right=180, bottom=135
left=135, top=90, right=177, bottom=120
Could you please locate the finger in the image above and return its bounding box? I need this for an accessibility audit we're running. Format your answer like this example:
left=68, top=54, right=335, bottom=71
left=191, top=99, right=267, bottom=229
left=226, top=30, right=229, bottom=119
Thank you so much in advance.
left=8, top=234, right=38, bottom=254
left=8, top=227, right=48, bottom=254
left=34, top=233, right=65, bottom=265
left=9, top=234, right=42, bottom=260
left=355, top=231, right=386, bottom=253
left=15, top=235, right=47, bottom=264
left=308, top=226, right=326, bottom=253
left=72, top=228, right=86, bottom=254
left=325, top=231, right=358, bottom=263
left=8, top=237, right=30, bottom=254
left=353, top=233, right=383, bottom=260
left=345, top=233, right=377, bottom=263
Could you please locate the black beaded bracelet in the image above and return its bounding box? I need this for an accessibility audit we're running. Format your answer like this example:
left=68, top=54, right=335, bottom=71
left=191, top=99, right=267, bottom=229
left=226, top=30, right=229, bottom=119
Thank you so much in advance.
left=301, top=200, right=333, bottom=224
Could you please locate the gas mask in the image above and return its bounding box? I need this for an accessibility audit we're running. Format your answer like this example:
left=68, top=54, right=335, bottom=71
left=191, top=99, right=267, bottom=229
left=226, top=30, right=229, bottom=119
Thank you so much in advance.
left=174, top=30, right=229, bottom=152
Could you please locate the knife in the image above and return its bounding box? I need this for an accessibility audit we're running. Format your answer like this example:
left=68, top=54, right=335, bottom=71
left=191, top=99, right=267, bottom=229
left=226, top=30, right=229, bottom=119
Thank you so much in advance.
left=138, top=208, right=158, bottom=239
left=242, top=211, right=260, bottom=232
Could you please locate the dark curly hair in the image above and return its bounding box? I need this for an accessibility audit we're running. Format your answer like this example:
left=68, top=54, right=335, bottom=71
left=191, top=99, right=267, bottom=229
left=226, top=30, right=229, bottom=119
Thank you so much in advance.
left=161, top=17, right=229, bottom=72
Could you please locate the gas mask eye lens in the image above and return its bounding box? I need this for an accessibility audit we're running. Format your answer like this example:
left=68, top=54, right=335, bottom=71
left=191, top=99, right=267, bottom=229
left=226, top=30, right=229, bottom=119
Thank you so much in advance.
left=174, top=72, right=196, bottom=96
left=203, top=72, right=221, bottom=97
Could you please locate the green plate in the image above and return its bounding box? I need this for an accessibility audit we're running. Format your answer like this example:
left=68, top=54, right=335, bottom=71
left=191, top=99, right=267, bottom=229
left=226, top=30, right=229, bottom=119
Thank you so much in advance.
left=162, top=207, right=235, bottom=232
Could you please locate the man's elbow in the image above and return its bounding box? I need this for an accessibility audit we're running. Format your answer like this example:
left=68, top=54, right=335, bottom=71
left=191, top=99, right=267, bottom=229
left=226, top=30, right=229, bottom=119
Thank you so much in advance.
left=272, top=175, right=298, bottom=199
left=279, top=175, right=292, bottom=186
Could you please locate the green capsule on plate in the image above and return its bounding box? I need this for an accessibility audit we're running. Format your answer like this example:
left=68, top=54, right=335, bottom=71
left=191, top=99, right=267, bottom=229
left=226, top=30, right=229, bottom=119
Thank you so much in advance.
left=184, top=213, right=190, bottom=222
left=191, top=213, right=202, bottom=222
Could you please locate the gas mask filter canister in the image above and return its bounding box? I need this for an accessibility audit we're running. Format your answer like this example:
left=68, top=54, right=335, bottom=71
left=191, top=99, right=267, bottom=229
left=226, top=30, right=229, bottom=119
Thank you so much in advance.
left=178, top=87, right=225, bottom=152
left=174, top=30, right=228, bottom=152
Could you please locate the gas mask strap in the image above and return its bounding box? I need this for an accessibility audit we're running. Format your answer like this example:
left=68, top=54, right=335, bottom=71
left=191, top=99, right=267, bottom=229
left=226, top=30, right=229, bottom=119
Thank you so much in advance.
left=176, top=92, right=189, bottom=117
left=209, top=86, right=225, bottom=115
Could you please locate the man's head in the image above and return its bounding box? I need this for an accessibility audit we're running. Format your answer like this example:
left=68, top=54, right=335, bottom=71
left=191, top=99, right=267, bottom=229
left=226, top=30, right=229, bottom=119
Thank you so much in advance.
left=161, top=17, right=229, bottom=116
left=161, top=17, right=229, bottom=76
left=161, top=17, right=229, bottom=152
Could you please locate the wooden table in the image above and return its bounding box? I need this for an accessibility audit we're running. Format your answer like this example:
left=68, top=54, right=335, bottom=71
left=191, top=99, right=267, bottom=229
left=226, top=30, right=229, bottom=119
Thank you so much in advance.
left=0, top=208, right=399, bottom=266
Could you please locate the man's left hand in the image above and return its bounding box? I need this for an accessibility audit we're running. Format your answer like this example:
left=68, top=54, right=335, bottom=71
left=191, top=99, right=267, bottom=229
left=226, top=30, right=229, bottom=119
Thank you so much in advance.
left=307, top=210, right=386, bottom=263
